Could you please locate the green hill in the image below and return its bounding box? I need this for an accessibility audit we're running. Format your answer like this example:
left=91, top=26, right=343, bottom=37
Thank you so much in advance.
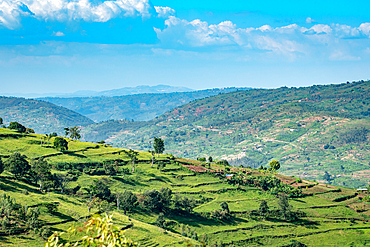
left=82, top=80, right=370, bottom=188
left=0, top=97, right=94, bottom=134
left=0, top=128, right=370, bottom=246
left=40, top=88, right=251, bottom=122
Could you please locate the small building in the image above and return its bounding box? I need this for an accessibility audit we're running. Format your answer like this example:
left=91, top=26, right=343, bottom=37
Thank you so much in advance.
left=225, top=174, right=234, bottom=179
left=357, top=188, right=368, bottom=193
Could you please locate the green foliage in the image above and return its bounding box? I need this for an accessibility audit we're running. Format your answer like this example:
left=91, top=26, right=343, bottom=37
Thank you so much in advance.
left=45, top=214, right=137, bottom=246
left=9, top=121, right=26, bottom=133
left=340, top=127, right=369, bottom=144
left=155, top=212, right=166, bottom=228
left=153, top=137, right=165, bottom=156
left=258, top=199, right=269, bottom=218
left=4, top=152, right=30, bottom=179
left=0, top=117, right=2, bottom=125
left=68, top=126, right=81, bottom=140
left=93, top=179, right=112, bottom=201
left=119, top=190, right=137, bottom=214
left=172, top=194, right=196, bottom=212
left=30, top=158, right=53, bottom=191
left=54, top=137, right=68, bottom=151
left=269, top=160, right=280, bottom=171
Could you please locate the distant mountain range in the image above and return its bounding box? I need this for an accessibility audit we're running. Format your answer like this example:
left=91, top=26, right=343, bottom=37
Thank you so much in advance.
left=40, top=87, right=251, bottom=122
left=3, top=85, right=194, bottom=98
left=0, top=97, right=94, bottom=134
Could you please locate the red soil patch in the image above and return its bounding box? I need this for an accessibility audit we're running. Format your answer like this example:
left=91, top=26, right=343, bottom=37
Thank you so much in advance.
left=184, top=165, right=215, bottom=173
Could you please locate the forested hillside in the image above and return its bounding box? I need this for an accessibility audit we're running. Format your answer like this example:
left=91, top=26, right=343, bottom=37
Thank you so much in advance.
left=0, top=97, right=94, bottom=134
left=82, top=81, right=370, bottom=188
left=41, top=87, right=250, bottom=122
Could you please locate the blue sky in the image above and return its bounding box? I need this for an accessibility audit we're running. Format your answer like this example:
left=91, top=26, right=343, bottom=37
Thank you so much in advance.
left=1, top=0, right=370, bottom=94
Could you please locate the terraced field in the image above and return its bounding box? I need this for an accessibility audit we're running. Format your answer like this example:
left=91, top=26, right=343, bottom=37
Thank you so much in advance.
left=0, top=128, right=370, bottom=246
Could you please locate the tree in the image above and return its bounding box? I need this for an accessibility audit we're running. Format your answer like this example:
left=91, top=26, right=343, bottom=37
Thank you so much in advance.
left=30, top=158, right=52, bottom=192
left=259, top=200, right=269, bottom=218
left=159, top=187, right=172, bottom=209
left=54, top=173, right=73, bottom=194
left=150, top=150, right=155, bottom=168
left=208, top=156, right=213, bottom=163
left=220, top=202, right=230, bottom=214
left=120, top=190, right=137, bottom=215
left=269, top=160, right=280, bottom=172
left=277, top=194, right=292, bottom=221
left=142, top=189, right=163, bottom=211
left=0, top=117, right=3, bottom=125
left=8, top=122, right=26, bottom=133
left=63, top=127, right=69, bottom=137
left=155, top=213, right=166, bottom=228
left=53, top=137, right=68, bottom=151
left=45, top=134, right=52, bottom=146
left=45, top=214, right=138, bottom=247
left=123, top=149, right=139, bottom=172
left=103, top=161, right=116, bottom=177
left=94, top=179, right=112, bottom=201
left=69, top=126, right=81, bottom=140
left=153, top=137, right=165, bottom=157
left=4, top=152, right=30, bottom=179
left=323, top=171, right=332, bottom=183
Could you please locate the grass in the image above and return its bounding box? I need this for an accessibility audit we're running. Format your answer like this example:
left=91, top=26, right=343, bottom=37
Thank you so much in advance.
left=1, top=129, right=370, bottom=246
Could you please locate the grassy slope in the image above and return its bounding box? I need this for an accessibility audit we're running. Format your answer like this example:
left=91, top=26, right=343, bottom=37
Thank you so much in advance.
left=82, top=81, right=370, bottom=188
left=41, top=88, right=251, bottom=122
left=0, top=97, right=94, bottom=134
left=1, top=128, right=370, bottom=246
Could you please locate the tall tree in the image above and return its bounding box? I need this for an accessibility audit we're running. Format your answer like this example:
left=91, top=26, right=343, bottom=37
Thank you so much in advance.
left=4, top=152, right=30, bottom=179
left=153, top=137, right=165, bottom=157
left=30, top=158, right=52, bottom=192
left=0, top=117, right=3, bottom=125
left=64, top=127, right=70, bottom=137
left=150, top=150, right=155, bottom=168
left=69, top=126, right=81, bottom=140
left=119, top=190, right=137, bottom=215
left=54, top=173, right=73, bottom=194
left=123, top=149, right=139, bottom=172
left=277, top=194, right=292, bottom=221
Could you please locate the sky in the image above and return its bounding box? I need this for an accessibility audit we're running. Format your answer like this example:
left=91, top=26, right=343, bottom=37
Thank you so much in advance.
left=1, top=0, right=370, bottom=94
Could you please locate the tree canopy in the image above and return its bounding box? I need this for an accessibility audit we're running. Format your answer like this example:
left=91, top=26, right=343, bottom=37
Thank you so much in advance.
left=9, top=122, right=26, bottom=133
left=54, top=137, right=68, bottom=151
left=153, top=137, right=165, bottom=156
left=4, top=152, right=30, bottom=179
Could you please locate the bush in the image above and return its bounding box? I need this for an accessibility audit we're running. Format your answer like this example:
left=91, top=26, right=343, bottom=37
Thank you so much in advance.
left=40, top=226, right=52, bottom=240
left=9, top=122, right=26, bottom=133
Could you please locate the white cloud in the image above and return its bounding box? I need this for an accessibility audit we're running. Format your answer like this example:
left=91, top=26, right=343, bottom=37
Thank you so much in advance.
left=0, top=0, right=153, bottom=29
left=359, top=23, right=370, bottom=37
left=52, top=31, right=65, bottom=36
left=154, top=6, right=175, bottom=18
left=155, top=17, right=370, bottom=61
left=0, top=0, right=31, bottom=29
left=329, top=51, right=361, bottom=61
left=306, top=17, right=316, bottom=24
left=331, top=24, right=362, bottom=39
